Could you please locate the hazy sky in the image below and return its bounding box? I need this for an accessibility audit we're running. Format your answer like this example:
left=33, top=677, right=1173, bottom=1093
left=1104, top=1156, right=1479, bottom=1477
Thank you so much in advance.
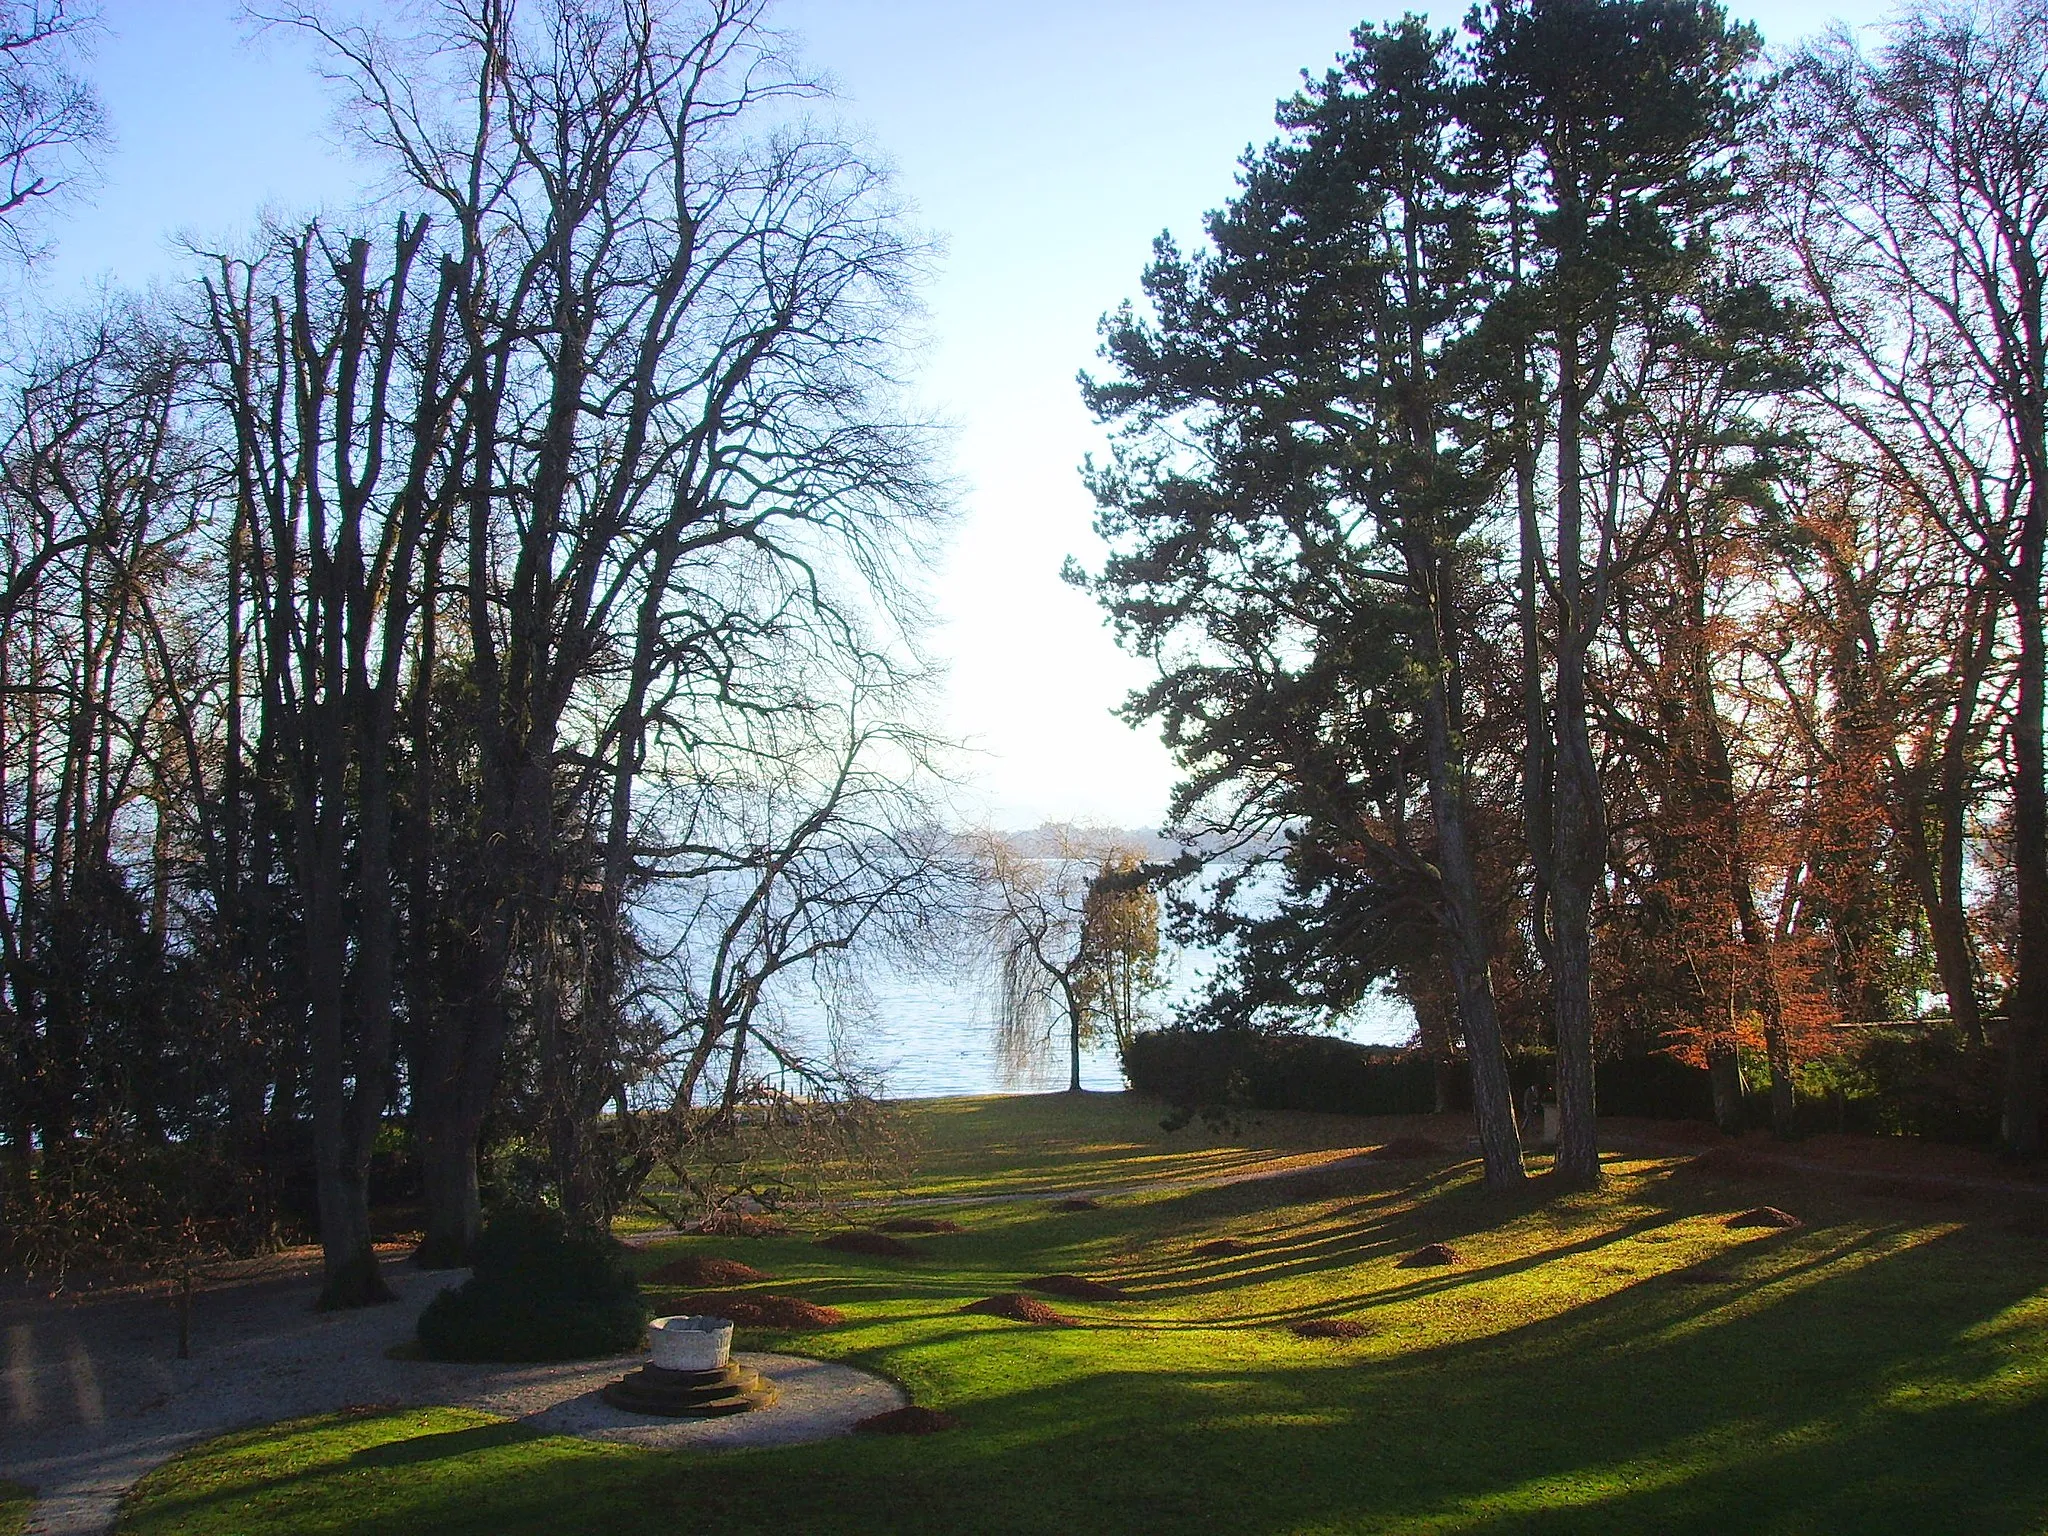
left=42, top=0, right=1890, bottom=830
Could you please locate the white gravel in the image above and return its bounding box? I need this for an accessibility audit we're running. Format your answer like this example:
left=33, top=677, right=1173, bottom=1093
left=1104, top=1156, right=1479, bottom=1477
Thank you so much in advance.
left=0, top=1256, right=903, bottom=1536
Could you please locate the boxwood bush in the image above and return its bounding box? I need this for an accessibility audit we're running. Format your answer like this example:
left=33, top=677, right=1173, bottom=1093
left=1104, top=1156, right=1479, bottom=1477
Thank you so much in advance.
left=416, top=1206, right=647, bottom=1362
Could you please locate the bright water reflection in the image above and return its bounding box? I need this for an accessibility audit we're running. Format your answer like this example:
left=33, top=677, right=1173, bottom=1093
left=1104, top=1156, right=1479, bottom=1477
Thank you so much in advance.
left=776, top=967, right=1416, bottom=1100
left=777, top=974, right=1127, bottom=1097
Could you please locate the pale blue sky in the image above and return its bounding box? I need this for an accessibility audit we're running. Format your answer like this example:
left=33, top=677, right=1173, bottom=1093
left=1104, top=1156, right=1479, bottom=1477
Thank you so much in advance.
left=42, top=0, right=1890, bottom=830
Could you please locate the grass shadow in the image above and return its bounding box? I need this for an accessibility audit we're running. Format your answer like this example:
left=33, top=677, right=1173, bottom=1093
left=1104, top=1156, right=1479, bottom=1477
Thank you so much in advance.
left=349, top=1422, right=537, bottom=1469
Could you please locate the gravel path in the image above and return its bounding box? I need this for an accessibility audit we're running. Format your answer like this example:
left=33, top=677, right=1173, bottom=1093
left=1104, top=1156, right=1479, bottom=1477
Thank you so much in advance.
left=0, top=1256, right=903, bottom=1536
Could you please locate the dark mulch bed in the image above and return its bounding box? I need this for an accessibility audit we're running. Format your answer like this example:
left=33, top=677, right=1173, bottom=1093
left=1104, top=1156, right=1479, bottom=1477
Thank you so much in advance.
left=1372, top=1137, right=1443, bottom=1161
left=960, top=1293, right=1075, bottom=1325
left=645, top=1255, right=771, bottom=1287
left=855, top=1405, right=959, bottom=1434
left=1050, top=1197, right=1103, bottom=1212
left=691, top=1212, right=791, bottom=1238
left=1726, top=1206, right=1803, bottom=1229
left=876, top=1217, right=964, bottom=1234
left=816, top=1230, right=919, bottom=1259
left=1026, top=1274, right=1125, bottom=1301
left=1398, top=1242, right=1463, bottom=1267
left=1191, top=1238, right=1255, bottom=1258
left=1290, top=1318, right=1369, bottom=1339
left=652, top=1290, right=845, bottom=1329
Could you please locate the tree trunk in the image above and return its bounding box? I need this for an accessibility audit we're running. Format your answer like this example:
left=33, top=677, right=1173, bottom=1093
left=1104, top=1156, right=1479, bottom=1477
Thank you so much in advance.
left=1894, top=685, right=1987, bottom=1047
left=1549, top=872, right=1601, bottom=1184
left=313, top=1153, right=386, bottom=1310
left=415, top=1111, right=482, bottom=1269
left=1730, top=860, right=1797, bottom=1139
left=2003, top=487, right=2048, bottom=1157
left=1068, top=995, right=1084, bottom=1093
left=1765, top=1022, right=1796, bottom=1138
left=409, top=914, right=513, bottom=1264
left=1707, top=1043, right=1744, bottom=1134
left=1423, top=672, right=1525, bottom=1188
left=306, top=821, right=393, bottom=1310
left=2000, top=1017, right=2044, bottom=1157
left=1549, top=323, right=1604, bottom=1189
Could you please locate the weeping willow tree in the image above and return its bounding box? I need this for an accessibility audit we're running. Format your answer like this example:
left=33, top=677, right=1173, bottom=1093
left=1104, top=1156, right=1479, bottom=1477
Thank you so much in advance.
left=974, top=829, right=1167, bottom=1091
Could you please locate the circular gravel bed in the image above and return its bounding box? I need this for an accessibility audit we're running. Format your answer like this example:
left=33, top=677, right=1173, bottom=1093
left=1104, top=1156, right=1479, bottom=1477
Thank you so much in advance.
left=0, top=1256, right=903, bottom=1536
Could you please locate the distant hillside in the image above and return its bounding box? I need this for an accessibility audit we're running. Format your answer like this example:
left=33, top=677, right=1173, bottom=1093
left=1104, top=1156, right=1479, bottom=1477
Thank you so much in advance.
left=999, top=823, right=1289, bottom=861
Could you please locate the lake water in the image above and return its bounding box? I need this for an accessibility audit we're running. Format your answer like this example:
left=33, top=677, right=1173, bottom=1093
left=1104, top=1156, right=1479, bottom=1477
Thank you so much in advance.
left=775, top=964, right=1417, bottom=1099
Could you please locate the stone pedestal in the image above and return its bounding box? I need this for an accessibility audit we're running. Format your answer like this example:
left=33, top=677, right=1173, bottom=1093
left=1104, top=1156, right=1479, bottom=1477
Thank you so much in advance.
left=605, top=1315, right=774, bottom=1417
left=603, top=1360, right=777, bottom=1417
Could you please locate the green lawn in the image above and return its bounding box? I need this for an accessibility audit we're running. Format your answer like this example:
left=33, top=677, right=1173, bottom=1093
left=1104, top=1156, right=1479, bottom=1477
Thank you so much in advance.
left=0, top=1479, right=31, bottom=1536
left=118, top=1094, right=2048, bottom=1535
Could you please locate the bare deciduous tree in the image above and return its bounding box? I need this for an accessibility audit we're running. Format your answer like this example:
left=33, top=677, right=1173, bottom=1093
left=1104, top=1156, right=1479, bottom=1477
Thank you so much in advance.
left=255, top=0, right=946, bottom=1261
left=200, top=218, right=460, bottom=1305
left=970, top=826, right=1167, bottom=1095
left=0, top=2, right=105, bottom=260
left=1769, top=1, right=2048, bottom=1154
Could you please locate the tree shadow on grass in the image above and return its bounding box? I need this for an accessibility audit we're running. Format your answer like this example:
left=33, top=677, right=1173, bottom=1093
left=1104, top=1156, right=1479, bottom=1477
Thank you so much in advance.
left=792, top=1142, right=2007, bottom=1357
left=790, top=1154, right=1711, bottom=1336
left=1099, top=1161, right=1670, bottom=1308
left=122, top=1223, right=2048, bottom=1536
left=119, top=1411, right=555, bottom=1534
left=349, top=1421, right=536, bottom=1468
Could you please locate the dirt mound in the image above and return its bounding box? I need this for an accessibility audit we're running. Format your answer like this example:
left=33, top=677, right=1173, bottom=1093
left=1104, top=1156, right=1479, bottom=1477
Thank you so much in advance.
left=876, top=1217, right=963, bottom=1234
left=1050, top=1196, right=1102, bottom=1212
left=816, top=1230, right=918, bottom=1258
left=960, top=1293, right=1075, bottom=1325
left=645, top=1255, right=770, bottom=1287
left=855, top=1405, right=959, bottom=1434
left=1191, top=1238, right=1254, bottom=1257
left=692, top=1212, right=790, bottom=1238
left=1685, top=1147, right=1774, bottom=1180
left=1726, top=1206, right=1802, bottom=1229
left=1398, top=1242, right=1463, bottom=1267
left=1290, top=1318, right=1369, bottom=1339
left=1026, top=1274, right=1125, bottom=1301
left=1372, top=1136, right=1442, bottom=1161
left=655, top=1290, right=845, bottom=1328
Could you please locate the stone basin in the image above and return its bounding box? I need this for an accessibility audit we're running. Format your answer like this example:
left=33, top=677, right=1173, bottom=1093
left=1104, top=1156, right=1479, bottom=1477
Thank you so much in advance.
left=648, top=1314, right=734, bottom=1372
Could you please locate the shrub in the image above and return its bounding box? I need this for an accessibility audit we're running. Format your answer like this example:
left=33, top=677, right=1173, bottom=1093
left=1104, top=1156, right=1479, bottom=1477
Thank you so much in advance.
left=416, top=1207, right=647, bottom=1362
left=1791, top=1025, right=2004, bottom=1142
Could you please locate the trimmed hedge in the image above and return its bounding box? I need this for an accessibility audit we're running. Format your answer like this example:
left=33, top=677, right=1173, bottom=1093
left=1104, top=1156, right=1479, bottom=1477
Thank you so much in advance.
left=1597, top=1053, right=1716, bottom=1120
left=1122, top=1025, right=2028, bottom=1144
left=1121, top=1028, right=1713, bottom=1122
left=417, top=1207, right=647, bottom=1362
left=1122, top=1029, right=1440, bottom=1117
